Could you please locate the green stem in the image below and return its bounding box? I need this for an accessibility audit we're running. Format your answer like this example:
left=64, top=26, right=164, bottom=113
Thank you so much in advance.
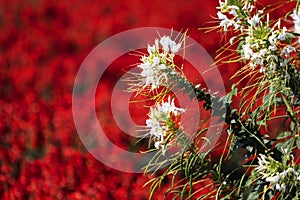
left=281, top=93, right=299, bottom=136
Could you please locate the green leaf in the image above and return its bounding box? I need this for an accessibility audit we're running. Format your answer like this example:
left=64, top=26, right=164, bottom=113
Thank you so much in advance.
left=275, top=137, right=294, bottom=155
left=225, top=84, right=238, bottom=104
left=237, top=40, right=245, bottom=52
left=276, top=131, right=292, bottom=140
left=290, top=121, right=295, bottom=132
left=296, top=137, right=300, bottom=150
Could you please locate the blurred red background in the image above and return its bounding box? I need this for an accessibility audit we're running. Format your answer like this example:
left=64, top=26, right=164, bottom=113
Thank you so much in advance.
left=0, top=0, right=296, bottom=199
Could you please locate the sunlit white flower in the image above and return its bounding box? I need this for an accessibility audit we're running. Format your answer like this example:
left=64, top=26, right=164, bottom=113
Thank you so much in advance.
left=228, top=5, right=239, bottom=17
left=135, top=35, right=183, bottom=91
left=277, top=27, right=287, bottom=41
left=275, top=183, right=286, bottom=192
left=242, top=42, right=254, bottom=60
left=259, top=49, right=268, bottom=57
left=281, top=45, right=296, bottom=57
left=251, top=52, right=263, bottom=66
left=138, top=59, right=168, bottom=90
left=146, top=96, right=185, bottom=155
left=280, top=59, right=288, bottom=68
left=259, top=66, right=265, bottom=73
left=291, top=8, right=300, bottom=43
left=266, top=55, right=278, bottom=62
left=217, top=0, right=228, bottom=10
left=147, top=39, right=159, bottom=54
left=257, top=154, right=268, bottom=169
left=153, top=57, right=160, bottom=65
left=247, top=14, right=260, bottom=26
left=217, top=11, right=235, bottom=31
left=242, top=2, right=255, bottom=12
left=257, top=154, right=300, bottom=192
left=266, top=174, right=280, bottom=183
left=160, top=36, right=181, bottom=54
left=268, top=45, right=278, bottom=52
left=268, top=32, right=279, bottom=51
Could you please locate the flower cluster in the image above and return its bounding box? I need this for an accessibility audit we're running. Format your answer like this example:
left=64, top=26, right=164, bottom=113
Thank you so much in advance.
left=145, top=96, right=185, bottom=155
left=256, top=153, right=300, bottom=192
left=137, top=36, right=181, bottom=91
left=217, top=1, right=261, bottom=33
left=241, top=24, right=296, bottom=76
left=216, top=0, right=300, bottom=120
left=291, top=8, right=300, bottom=43
left=217, top=0, right=297, bottom=74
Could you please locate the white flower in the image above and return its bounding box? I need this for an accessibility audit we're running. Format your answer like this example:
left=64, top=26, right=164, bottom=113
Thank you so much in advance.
left=249, top=62, right=256, bottom=69
left=247, top=14, right=260, bottom=26
left=160, top=36, right=181, bottom=54
left=291, top=9, right=300, bottom=29
left=259, top=66, right=265, bottom=73
left=242, top=42, right=253, bottom=60
left=158, top=96, right=185, bottom=116
left=277, top=27, right=287, bottom=41
left=228, top=5, right=239, bottom=17
left=234, top=22, right=241, bottom=30
left=275, top=183, right=286, bottom=192
left=242, top=2, right=255, bottom=12
left=251, top=53, right=263, bottom=65
left=160, top=36, right=171, bottom=53
left=269, top=45, right=277, bottom=52
left=153, top=57, right=160, bottom=65
left=281, top=45, right=296, bottom=57
left=146, top=97, right=185, bottom=154
left=138, top=60, right=168, bottom=90
left=268, top=32, right=279, bottom=51
left=266, top=55, right=278, bottom=62
left=217, top=11, right=226, bottom=19
left=268, top=33, right=277, bottom=45
left=286, top=167, right=295, bottom=174
left=154, top=141, right=167, bottom=155
left=217, top=0, right=228, bottom=10
left=217, top=11, right=234, bottom=31
left=171, top=43, right=181, bottom=54
left=256, top=154, right=268, bottom=172
left=259, top=49, right=268, bottom=57
left=266, top=174, right=280, bottom=184
left=147, top=39, right=159, bottom=54
left=147, top=45, right=156, bottom=54
left=241, top=45, right=267, bottom=71
left=253, top=14, right=260, bottom=24
left=291, top=8, right=300, bottom=43
left=258, top=157, right=299, bottom=192
left=229, top=9, right=237, bottom=17
left=137, top=35, right=184, bottom=91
